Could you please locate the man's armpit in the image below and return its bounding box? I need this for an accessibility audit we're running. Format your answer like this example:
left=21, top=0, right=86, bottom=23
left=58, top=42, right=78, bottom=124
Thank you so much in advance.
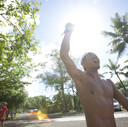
left=71, top=69, right=83, bottom=85
left=61, top=56, right=83, bottom=83
left=62, top=57, right=79, bottom=76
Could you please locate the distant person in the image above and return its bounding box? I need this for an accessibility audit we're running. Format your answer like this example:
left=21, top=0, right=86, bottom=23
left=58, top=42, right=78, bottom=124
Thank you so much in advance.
left=0, top=102, right=7, bottom=127
left=60, top=23, right=128, bottom=127
left=11, top=110, right=13, bottom=119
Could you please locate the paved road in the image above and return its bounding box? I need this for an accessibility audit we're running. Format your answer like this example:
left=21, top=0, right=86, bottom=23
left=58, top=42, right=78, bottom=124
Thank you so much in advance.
left=5, top=111, right=128, bottom=127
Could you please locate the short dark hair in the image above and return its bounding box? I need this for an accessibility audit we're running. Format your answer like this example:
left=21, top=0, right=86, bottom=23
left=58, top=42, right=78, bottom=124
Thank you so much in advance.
left=81, top=52, right=92, bottom=64
left=81, top=52, right=94, bottom=71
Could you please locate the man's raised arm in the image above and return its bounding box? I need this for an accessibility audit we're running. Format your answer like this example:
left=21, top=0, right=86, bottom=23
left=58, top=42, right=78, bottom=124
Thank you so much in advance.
left=60, top=23, right=82, bottom=83
left=60, top=23, right=72, bottom=58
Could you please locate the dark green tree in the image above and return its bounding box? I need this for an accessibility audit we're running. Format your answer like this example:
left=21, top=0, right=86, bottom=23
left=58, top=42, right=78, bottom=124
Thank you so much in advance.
left=0, top=87, right=28, bottom=119
left=23, top=95, right=52, bottom=114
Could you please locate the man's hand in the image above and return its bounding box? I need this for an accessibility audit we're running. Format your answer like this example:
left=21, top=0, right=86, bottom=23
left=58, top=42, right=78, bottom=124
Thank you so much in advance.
left=65, top=23, right=75, bottom=32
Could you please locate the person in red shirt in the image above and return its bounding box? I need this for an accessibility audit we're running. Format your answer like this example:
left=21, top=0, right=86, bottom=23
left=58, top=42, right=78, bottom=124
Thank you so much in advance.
left=0, top=102, right=7, bottom=127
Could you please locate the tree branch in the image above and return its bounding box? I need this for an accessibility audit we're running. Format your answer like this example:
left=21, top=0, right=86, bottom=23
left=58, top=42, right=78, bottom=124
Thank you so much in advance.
left=0, top=14, right=22, bottom=35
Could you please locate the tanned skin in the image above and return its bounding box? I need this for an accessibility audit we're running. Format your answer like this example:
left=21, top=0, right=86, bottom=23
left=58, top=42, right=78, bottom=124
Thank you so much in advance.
left=60, top=23, right=128, bottom=127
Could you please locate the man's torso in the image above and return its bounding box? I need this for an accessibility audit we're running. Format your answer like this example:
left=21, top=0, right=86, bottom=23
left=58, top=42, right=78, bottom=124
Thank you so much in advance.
left=75, top=71, right=116, bottom=127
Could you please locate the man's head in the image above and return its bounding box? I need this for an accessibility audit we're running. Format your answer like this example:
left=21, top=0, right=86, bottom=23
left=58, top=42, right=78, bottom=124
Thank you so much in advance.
left=81, top=52, right=100, bottom=71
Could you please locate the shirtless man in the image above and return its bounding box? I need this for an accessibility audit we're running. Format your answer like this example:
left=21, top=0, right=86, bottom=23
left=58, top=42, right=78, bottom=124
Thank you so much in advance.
left=60, top=23, right=128, bottom=127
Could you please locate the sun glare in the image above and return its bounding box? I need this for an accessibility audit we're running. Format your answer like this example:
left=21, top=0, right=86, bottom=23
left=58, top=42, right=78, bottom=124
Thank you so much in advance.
left=63, top=8, right=103, bottom=57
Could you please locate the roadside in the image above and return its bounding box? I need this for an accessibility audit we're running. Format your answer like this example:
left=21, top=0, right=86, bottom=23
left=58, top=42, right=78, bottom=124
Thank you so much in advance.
left=48, top=111, right=84, bottom=119
left=116, top=117, right=128, bottom=127
left=4, top=111, right=128, bottom=127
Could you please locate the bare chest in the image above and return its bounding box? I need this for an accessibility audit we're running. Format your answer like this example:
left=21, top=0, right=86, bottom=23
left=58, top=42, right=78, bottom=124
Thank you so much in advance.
left=77, top=77, right=114, bottom=100
left=88, top=79, right=113, bottom=97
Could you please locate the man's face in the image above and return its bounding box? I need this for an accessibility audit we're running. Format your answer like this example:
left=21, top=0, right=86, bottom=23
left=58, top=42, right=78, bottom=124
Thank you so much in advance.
left=82, top=53, right=100, bottom=70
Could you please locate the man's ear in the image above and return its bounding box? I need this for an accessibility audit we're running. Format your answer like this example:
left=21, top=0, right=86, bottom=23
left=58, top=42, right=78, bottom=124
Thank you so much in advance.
left=82, top=60, right=86, bottom=66
left=81, top=61, right=84, bottom=67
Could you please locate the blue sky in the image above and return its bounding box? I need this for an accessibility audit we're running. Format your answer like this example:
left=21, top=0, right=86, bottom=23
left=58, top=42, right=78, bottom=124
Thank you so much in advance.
left=25, top=0, right=128, bottom=97
left=36, top=0, right=128, bottom=43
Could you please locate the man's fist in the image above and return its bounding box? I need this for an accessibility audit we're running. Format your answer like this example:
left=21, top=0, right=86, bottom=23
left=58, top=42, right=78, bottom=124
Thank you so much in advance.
left=65, top=23, right=75, bottom=32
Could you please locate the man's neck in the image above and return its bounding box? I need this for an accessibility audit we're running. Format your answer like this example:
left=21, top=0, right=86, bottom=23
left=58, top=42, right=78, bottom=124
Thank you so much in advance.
left=86, top=70, right=99, bottom=78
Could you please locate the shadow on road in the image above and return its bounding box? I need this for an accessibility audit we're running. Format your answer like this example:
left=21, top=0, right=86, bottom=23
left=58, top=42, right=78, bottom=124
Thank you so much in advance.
left=5, top=119, right=52, bottom=127
left=48, top=112, right=84, bottom=118
left=5, top=113, right=52, bottom=127
left=5, top=122, right=33, bottom=127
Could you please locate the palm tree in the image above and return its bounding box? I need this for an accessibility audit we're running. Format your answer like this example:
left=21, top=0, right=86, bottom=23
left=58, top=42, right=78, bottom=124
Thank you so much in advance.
left=104, top=59, right=126, bottom=91
left=102, top=13, right=128, bottom=58
left=116, top=80, right=128, bottom=97
left=120, top=59, right=128, bottom=78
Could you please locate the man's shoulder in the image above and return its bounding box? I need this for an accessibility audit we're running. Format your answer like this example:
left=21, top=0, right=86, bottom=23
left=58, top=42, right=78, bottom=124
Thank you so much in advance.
left=72, top=69, right=86, bottom=84
left=77, top=69, right=86, bottom=77
left=106, top=79, right=113, bottom=84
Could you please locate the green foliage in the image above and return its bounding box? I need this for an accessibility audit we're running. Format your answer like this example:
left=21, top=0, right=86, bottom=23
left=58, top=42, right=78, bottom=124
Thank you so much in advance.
left=102, top=13, right=128, bottom=57
left=0, top=0, right=41, bottom=114
left=119, top=58, right=128, bottom=78
left=103, top=13, right=128, bottom=93
left=116, top=80, right=128, bottom=97
left=23, top=96, right=52, bottom=113
left=37, top=49, right=72, bottom=112
left=51, top=92, right=63, bottom=112
left=104, top=59, right=119, bottom=77
left=37, top=49, right=70, bottom=87
left=104, top=59, right=127, bottom=91
left=37, top=49, right=83, bottom=113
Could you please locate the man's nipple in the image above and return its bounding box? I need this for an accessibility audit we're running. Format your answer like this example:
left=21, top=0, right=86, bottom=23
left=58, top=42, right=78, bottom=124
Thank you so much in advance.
left=90, top=90, right=95, bottom=95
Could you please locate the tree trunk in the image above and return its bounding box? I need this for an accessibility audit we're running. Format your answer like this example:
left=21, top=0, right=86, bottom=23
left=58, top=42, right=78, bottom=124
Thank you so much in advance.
left=61, top=83, right=67, bottom=112
left=71, top=83, right=77, bottom=110
left=6, top=109, right=10, bottom=119
left=115, top=71, right=127, bottom=91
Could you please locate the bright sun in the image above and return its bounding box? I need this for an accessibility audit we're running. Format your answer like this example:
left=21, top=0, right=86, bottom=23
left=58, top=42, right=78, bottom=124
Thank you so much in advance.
left=63, top=8, right=103, bottom=57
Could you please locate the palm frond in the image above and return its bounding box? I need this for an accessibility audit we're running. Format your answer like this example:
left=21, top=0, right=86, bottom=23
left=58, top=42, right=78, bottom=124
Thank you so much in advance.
left=116, top=42, right=126, bottom=57
left=104, top=64, right=112, bottom=70
left=124, top=72, right=128, bottom=77
left=102, top=31, right=118, bottom=38
left=108, top=38, right=122, bottom=46
left=111, top=13, right=124, bottom=30
left=103, top=13, right=128, bottom=57
left=122, top=65, right=128, bottom=70
left=108, top=59, right=117, bottom=70
left=124, top=60, right=128, bottom=63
